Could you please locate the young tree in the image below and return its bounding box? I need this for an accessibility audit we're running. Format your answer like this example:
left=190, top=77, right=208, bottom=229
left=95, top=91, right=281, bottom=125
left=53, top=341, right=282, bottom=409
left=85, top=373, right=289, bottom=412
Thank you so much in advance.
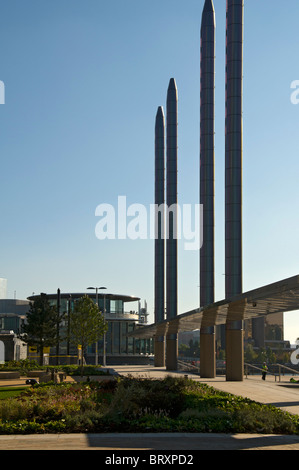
left=244, top=344, right=257, bottom=363
left=21, top=294, right=58, bottom=366
left=69, top=295, right=107, bottom=374
left=178, top=343, right=189, bottom=358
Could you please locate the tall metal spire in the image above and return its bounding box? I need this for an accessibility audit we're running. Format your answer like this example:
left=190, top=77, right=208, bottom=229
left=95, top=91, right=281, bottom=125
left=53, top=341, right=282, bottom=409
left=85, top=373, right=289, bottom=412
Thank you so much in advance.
left=166, top=77, right=178, bottom=371
left=166, top=78, right=178, bottom=323
left=225, top=0, right=244, bottom=299
left=154, top=106, right=166, bottom=368
left=202, top=0, right=214, bottom=13
left=199, top=0, right=216, bottom=378
left=225, top=0, right=244, bottom=382
left=154, top=106, right=165, bottom=326
left=200, top=0, right=216, bottom=309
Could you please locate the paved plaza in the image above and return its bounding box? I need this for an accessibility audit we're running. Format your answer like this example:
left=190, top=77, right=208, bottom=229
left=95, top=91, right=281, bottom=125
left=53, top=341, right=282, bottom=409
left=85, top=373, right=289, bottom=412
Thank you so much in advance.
left=1, top=432, right=299, bottom=451
left=1, top=365, right=299, bottom=450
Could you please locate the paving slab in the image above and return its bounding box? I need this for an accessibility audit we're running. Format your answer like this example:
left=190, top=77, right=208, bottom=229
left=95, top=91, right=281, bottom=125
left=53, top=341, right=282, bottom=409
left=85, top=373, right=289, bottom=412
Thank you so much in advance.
left=1, top=432, right=299, bottom=451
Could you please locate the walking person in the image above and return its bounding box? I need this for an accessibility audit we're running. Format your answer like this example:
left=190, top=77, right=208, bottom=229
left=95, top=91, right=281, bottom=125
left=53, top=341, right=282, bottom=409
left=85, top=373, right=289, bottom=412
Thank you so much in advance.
left=262, top=362, right=268, bottom=380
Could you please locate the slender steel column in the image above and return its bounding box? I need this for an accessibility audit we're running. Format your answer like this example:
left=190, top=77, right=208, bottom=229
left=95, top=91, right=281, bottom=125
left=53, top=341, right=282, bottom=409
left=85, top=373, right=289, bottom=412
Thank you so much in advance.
left=166, top=78, right=178, bottom=370
left=225, top=0, right=244, bottom=380
left=225, top=0, right=243, bottom=299
left=154, top=106, right=166, bottom=367
left=199, top=0, right=216, bottom=378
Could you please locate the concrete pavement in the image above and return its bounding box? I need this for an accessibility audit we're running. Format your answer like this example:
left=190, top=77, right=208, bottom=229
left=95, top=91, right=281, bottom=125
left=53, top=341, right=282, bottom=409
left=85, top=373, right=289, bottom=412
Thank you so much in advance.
left=1, top=364, right=299, bottom=450
left=1, top=432, right=299, bottom=450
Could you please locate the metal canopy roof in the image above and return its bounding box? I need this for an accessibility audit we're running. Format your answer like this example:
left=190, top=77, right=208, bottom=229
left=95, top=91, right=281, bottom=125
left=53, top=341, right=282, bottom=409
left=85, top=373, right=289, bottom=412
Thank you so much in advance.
left=130, top=275, right=299, bottom=339
left=27, top=293, right=140, bottom=303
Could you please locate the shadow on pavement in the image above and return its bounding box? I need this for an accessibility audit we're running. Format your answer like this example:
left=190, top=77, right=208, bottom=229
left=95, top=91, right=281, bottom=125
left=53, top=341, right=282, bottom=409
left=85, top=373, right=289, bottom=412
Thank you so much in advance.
left=86, top=433, right=299, bottom=450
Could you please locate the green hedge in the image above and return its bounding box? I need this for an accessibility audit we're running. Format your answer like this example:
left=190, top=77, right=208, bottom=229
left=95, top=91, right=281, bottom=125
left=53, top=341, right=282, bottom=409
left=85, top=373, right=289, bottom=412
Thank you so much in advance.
left=0, top=361, right=108, bottom=376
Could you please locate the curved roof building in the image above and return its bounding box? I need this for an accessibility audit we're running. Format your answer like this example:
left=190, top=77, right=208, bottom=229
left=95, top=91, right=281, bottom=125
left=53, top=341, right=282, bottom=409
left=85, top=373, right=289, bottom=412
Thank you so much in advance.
left=27, top=291, right=152, bottom=365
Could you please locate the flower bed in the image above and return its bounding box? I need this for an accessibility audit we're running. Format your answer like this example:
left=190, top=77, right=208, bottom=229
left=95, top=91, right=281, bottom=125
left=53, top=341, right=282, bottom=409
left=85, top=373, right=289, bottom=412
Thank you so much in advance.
left=0, top=375, right=298, bottom=435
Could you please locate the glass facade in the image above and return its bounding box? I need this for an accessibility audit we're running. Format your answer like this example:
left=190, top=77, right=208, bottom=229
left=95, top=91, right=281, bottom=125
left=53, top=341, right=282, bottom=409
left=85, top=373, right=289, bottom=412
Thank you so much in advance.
left=0, top=300, right=29, bottom=335
left=0, top=315, right=24, bottom=334
left=26, top=292, right=153, bottom=365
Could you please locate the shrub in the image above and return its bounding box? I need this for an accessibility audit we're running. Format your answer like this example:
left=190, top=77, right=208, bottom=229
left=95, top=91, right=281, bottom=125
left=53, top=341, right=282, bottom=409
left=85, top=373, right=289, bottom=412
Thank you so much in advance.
left=0, top=376, right=298, bottom=435
left=0, top=359, right=40, bottom=374
left=106, top=376, right=187, bottom=419
left=232, top=404, right=299, bottom=434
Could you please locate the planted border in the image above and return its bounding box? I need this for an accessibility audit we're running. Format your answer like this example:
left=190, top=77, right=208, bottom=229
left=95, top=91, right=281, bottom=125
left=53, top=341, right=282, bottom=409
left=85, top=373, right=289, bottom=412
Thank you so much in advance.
left=0, top=376, right=298, bottom=435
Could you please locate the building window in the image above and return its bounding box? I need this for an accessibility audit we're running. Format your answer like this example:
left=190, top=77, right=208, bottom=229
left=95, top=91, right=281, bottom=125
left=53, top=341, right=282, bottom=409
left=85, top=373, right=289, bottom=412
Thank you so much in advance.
left=113, top=322, right=120, bottom=354
left=120, top=322, right=127, bottom=353
left=110, top=300, right=123, bottom=314
left=127, top=322, right=135, bottom=354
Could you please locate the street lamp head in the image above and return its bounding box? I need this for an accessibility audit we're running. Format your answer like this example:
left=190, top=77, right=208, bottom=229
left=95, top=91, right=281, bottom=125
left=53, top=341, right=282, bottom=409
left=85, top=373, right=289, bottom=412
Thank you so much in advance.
left=87, top=286, right=107, bottom=290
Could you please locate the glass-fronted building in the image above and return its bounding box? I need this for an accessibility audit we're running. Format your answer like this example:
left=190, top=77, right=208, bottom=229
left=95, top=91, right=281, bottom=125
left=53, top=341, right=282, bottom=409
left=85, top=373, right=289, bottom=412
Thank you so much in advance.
left=0, top=299, right=29, bottom=334
left=27, top=292, right=153, bottom=365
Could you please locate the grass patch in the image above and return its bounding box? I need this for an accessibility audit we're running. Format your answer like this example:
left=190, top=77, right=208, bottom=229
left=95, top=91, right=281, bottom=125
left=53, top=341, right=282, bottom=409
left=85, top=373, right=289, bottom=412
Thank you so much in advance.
left=0, top=375, right=298, bottom=435
left=0, top=387, right=29, bottom=400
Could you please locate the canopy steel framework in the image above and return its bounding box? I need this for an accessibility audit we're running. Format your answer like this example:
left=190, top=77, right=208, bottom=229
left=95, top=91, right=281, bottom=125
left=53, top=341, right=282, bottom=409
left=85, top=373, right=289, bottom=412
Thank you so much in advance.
left=130, top=275, right=299, bottom=340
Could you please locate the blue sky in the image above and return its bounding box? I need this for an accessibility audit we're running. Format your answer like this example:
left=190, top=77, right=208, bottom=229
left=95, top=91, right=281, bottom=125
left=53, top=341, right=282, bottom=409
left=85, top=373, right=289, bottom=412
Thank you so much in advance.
left=0, top=0, right=299, bottom=343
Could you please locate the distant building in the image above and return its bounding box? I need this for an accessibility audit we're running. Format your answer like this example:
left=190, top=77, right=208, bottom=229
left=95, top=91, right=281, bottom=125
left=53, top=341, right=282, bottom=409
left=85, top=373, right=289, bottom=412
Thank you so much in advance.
left=178, top=330, right=200, bottom=347
left=215, top=313, right=285, bottom=353
left=246, top=313, right=286, bottom=350
left=138, top=300, right=149, bottom=324
left=0, top=331, right=27, bottom=362
left=178, top=314, right=285, bottom=357
left=0, top=299, right=30, bottom=334
left=27, top=292, right=153, bottom=365
left=0, top=299, right=30, bottom=362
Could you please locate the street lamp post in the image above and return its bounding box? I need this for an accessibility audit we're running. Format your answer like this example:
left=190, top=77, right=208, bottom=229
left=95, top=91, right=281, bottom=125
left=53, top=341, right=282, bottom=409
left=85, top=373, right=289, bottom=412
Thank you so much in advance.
left=87, top=286, right=107, bottom=367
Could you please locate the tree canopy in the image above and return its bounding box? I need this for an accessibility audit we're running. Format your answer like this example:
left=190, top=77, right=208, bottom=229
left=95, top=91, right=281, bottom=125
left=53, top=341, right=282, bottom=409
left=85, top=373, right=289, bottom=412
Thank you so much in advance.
left=69, top=295, right=107, bottom=371
left=21, top=294, right=58, bottom=365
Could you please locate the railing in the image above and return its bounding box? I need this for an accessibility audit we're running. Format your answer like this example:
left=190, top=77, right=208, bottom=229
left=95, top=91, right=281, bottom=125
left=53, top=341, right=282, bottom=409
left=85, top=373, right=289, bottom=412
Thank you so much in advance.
left=105, top=311, right=140, bottom=321
left=244, top=363, right=299, bottom=382
left=177, top=359, right=200, bottom=374
left=244, top=363, right=279, bottom=381
left=274, top=363, right=299, bottom=382
left=178, top=360, right=299, bottom=383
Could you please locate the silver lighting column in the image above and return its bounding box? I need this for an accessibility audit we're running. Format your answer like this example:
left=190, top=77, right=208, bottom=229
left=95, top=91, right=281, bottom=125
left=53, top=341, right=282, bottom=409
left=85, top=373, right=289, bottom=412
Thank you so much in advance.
left=225, top=0, right=244, bottom=299
left=154, top=106, right=166, bottom=366
left=200, top=0, right=215, bottom=309
left=225, top=0, right=244, bottom=381
left=166, top=78, right=178, bottom=370
left=199, top=0, right=216, bottom=378
left=155, top=106, right=165, bottom=324
left=166, top=78, right=178, bottom=322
